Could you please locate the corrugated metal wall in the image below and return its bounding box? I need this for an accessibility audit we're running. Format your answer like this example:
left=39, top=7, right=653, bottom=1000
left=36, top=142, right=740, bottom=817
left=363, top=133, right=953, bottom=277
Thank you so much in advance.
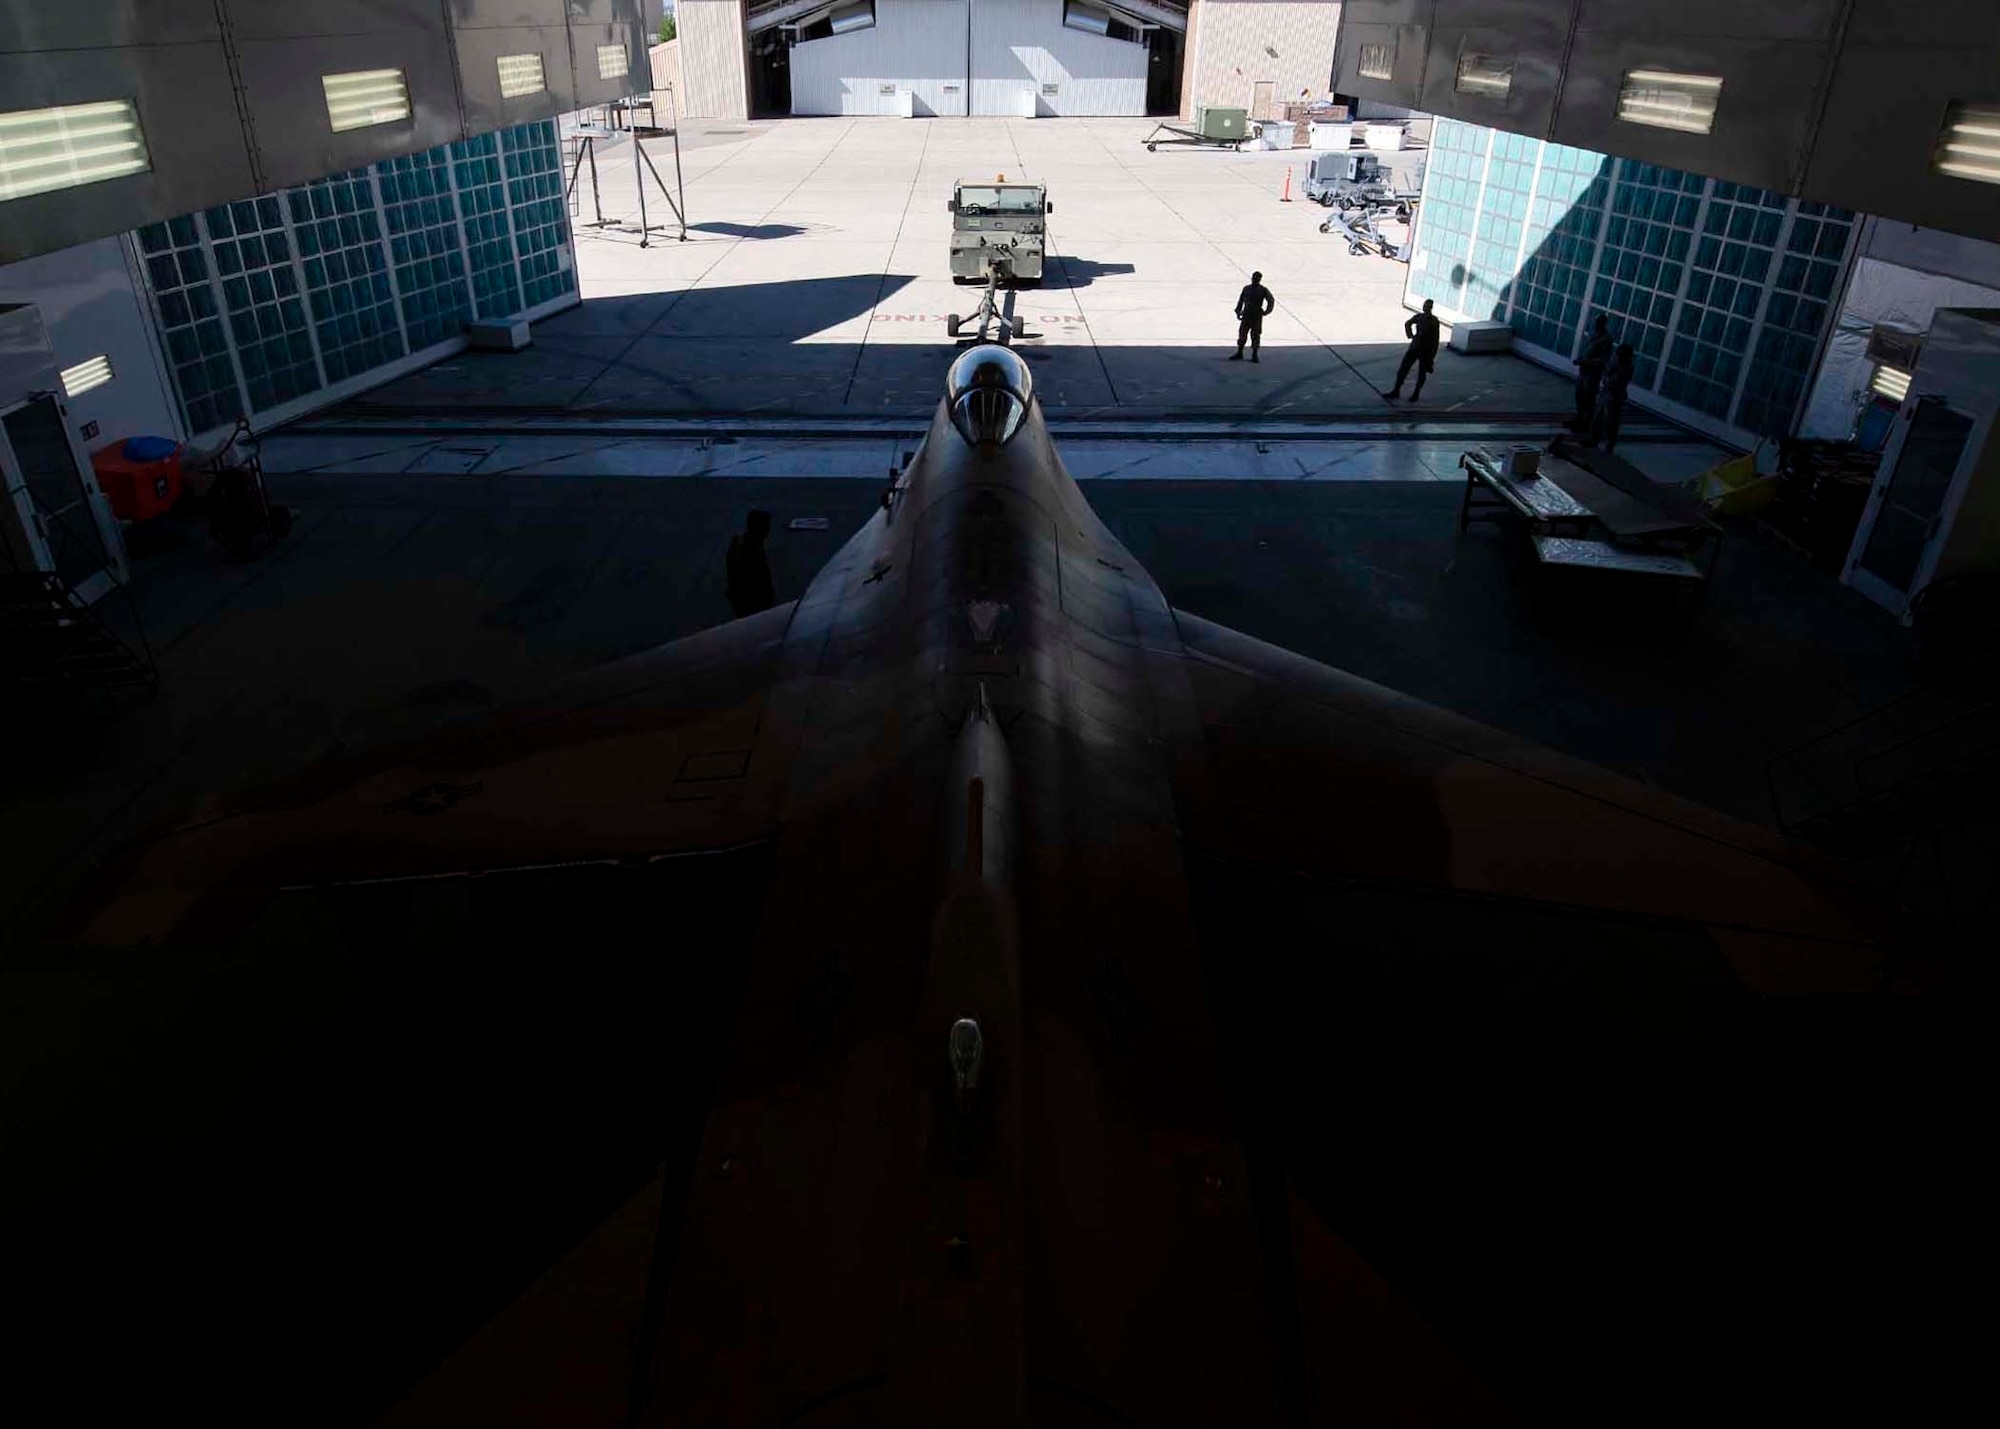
left=790, top=0, right=972, bottom=117
left=0, top=0, right=649, bottom=263
left=676, top=0, right=751, bottom=117
left=971, top=0, right=1148, bottom=117
left=789, top=0, right=1148, bottom=117
left=1184, top=0, right=1341, bottom=118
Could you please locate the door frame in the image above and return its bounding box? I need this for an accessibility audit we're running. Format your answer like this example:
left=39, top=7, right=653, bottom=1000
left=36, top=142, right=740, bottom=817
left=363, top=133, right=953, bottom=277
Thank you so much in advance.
left=0, top=392, right=130, bottom=604
left=1842, top=391, right=1989, bottom=620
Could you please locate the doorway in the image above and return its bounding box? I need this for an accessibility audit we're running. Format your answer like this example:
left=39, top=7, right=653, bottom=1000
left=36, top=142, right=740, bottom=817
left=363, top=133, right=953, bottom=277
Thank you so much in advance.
left=1145, top=28, right=1183, bottom=116
left=2, top=394, right=126, bottom=602
left=1847, top=398, right=1975, bottom=613
left=749, top=31, right=792, bottom=118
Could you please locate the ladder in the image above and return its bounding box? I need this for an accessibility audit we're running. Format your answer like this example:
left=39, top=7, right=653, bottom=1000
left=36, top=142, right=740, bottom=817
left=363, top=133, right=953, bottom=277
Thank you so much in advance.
left=0, top=572, right=157, bottom=699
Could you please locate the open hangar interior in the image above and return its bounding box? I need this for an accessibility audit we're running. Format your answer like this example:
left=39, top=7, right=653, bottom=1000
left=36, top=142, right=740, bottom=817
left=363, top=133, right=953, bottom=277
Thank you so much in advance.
left=672, top=0, right=1346, bottom=119
left=3, top=2, right=1999, bottom=1428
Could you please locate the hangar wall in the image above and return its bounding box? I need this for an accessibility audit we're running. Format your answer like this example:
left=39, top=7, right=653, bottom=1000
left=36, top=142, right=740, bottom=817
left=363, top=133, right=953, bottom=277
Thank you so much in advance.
left=1184, top=0, right=1342, bottom=119
left=970, top=0, right=1150, bottom=117
left=1332, top=1, right=2000, bottom=247
left=0, top=238, right=184, bottom=452
left=791, top=0, right=973, bottom=117
left=1407, top=116, right=1860, bottom=449
left=675, top=0, right=753, bottom=117
left=0, top=0, right=649, bottom=264
left=1798, top=223, right=2000, bottom=442
left=789, top=0, right=1151, bottom=118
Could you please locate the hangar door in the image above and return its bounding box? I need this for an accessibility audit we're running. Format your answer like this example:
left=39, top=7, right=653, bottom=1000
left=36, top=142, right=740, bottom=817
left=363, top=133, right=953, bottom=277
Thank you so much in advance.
left=779, top=0, right=1173, bottom=118
left=972, top=0, right=1150, bottom=116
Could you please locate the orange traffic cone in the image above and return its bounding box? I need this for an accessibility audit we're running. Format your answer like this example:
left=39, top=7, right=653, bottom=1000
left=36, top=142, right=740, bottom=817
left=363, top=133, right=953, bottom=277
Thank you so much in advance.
left=1281, top=166, right=1293, bottom=202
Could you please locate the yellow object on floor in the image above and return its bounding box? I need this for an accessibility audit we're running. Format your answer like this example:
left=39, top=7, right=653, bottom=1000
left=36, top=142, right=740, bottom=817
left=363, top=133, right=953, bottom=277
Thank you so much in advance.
left=1696, top=450, right=1777, bottom=516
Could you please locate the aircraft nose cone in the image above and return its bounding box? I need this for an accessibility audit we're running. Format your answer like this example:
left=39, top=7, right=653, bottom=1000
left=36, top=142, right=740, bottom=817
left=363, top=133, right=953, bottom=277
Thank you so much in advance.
left=948, top=1016, right=984, bottom=1105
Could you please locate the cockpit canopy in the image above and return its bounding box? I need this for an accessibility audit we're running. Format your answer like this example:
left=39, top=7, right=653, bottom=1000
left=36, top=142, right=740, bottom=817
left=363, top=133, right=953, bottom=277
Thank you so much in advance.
left=947, top=344, right=1035, bottom=447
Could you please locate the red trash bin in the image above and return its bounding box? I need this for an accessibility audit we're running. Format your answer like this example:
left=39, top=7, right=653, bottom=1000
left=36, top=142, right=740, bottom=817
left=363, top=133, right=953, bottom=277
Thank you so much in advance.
left=91, top=437, right=185, bottom=522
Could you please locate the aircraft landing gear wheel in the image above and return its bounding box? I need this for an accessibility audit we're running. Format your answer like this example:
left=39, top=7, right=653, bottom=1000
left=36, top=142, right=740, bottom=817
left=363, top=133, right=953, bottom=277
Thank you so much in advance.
left=947, top=315, right=961, bottom=337
left=1320, top=220, right=1331, bottom=233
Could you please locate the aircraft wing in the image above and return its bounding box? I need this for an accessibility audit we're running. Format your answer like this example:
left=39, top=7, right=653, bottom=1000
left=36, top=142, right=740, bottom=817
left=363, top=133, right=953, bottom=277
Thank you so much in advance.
left=1165, top=607, right=1897, bottom=994
left=61, top=601, right=804, bottom=948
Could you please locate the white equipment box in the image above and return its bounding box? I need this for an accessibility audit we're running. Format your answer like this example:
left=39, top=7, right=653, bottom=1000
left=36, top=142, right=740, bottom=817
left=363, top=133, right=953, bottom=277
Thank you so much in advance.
left=1450, top=320, right=1514, bottom=355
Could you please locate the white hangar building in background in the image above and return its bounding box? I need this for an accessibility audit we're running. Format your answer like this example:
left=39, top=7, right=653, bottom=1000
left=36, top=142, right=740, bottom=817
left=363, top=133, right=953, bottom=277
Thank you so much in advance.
left=662, top=0, right=1345, bottom=121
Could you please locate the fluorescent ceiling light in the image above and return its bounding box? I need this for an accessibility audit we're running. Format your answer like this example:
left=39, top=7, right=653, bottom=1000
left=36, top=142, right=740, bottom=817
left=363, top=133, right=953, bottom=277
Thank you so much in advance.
left=59, top=354, right=114, bottom=397
left=1870, top=364, right=1912, bottom=404
left=497, top=53, right=547, bottom=100
left=0, top=99, right=150, bottom=203
left=1358, top=43, right=1395, bottom=83
left=1456, top=52, right=1514, bottom=100
left=323, top=69, right=411, bottom=133
left=597, top=44, right=630, bottom=80
left=1617, top=69, right=1723, bottom=135
left=1933, top=101, right=2000, bottom=186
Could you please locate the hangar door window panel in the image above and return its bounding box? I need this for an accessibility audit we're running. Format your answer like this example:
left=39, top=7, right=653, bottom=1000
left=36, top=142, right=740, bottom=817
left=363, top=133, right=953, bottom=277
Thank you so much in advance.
left=0, top=98, right=151, bottom=203
left=137, top=216, right=248, bottom=436
left=794, top=2, right=876, bottom=42
left=1063, top=2, right=1143, bottom=43
left=1406, top=120, right=1490, bottom=316
left=292, top=170, right=406, bottom=385
left=1592, top=163, right=1707, bottom=393
left=1413, top=119, right=1856, bottom=445
left=1357, top=43, right=1395, bottom=84
left=1509, top=145, right=1612, bottom=357
left=378, top=147, right=473, bottom=351
left=502, top=121, right=576, bottom=312
left=207, top=195, right=324, bottom=415
left=451, top=133, right=523, bottom=320
left=135, top=127, right=577, bottom=436
left=1467, top=131, right=1538, bottom=322
left=1734, top=200, right=1856, bottom=436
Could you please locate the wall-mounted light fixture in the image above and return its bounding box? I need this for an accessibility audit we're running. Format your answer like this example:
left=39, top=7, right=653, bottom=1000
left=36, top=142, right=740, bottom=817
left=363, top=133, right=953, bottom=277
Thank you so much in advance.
left=1617, top=69, right=1723, bottom=135
left=1933, top=102, right=2000, bottom=186
left=498, top=53, right=547, bottom=100
left=0, top=99, right=150, bottom=203
left=322, top=69, right=411, bottom=133
left=1455, top=52, right=1514, bottom=100
left=59, top=353, right=114, bottom=397
left=1870, top=364, right=1913, bottom=404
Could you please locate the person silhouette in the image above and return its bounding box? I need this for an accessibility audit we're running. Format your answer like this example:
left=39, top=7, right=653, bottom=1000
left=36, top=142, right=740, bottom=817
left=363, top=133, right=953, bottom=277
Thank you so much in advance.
left=1387, top=299, right=1442, bottom=400
left=725, top=509, right=775, bottom=618
left=1574, top=314, right=1614, bottom=432
left=1231, top=271, right=1275, bottom=362
left=1588, top=344, right=1637, bottom=453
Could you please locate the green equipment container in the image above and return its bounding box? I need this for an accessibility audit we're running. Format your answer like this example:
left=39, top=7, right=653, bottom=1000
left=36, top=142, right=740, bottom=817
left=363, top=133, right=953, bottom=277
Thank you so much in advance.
left=1194, top=105, right=1247, bottom=141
